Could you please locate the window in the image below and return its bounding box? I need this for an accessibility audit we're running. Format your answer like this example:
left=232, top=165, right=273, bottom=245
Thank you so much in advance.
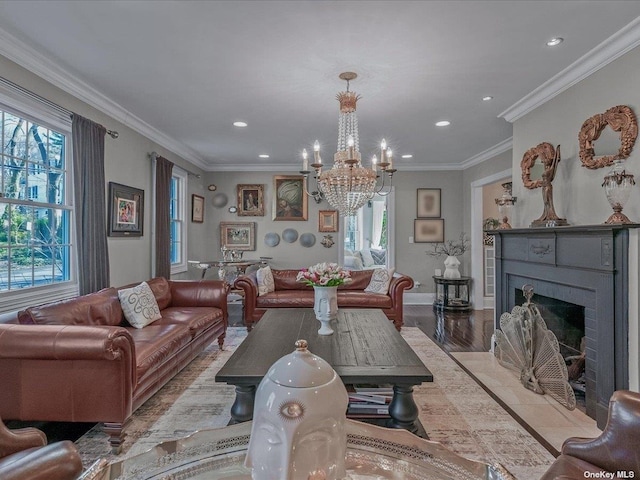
left=170, top=168, right=187, bottom=275
left=0, top=105, right=74, bottom=305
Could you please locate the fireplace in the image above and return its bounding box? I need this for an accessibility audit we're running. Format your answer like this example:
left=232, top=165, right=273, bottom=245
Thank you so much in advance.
left=492, top=225, right=634, bottom=428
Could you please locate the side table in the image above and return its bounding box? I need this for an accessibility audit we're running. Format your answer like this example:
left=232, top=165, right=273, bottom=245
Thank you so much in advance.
left=433, top=276, right=472, bottom=311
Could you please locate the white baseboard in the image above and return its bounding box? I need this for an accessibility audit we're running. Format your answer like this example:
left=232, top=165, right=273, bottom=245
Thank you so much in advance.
left=403, top=292, right=434, bottom=305
left=483, top=296, right=495, bottom=309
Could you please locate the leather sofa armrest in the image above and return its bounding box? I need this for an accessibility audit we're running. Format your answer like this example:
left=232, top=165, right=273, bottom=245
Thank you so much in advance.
left=0, top=440, right=83, bottom=480
left=389, top=273, right=414, bottom=304
left=561, top=390, right=640, bottom=473
left=0, top=324, right=136, bottom=385
left=0, top=420, right=46, bottom=458
left=169, top=280, right=230, bottom=310
left=234, top=273, right=258, bottom=305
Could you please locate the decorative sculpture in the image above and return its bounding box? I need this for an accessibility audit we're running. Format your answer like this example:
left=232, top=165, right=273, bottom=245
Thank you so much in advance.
left=494, top=285, right=576, bottom=410
left=246, top=339, right=349, bottom=480
left=521, top=142, right=568, bottom=227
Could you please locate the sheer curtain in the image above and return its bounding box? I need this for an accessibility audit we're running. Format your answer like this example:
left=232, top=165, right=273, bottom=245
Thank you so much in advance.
left=72, top=114, right=110, bottom=294
left=154, top=154, right=174, bottom=279
left=371, top=201, right=385, bottom=249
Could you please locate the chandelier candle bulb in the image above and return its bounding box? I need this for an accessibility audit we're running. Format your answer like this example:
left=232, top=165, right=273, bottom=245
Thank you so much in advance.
left=302, top=149, right=309, bottom=172
left=372, top=155, right=377, bottom=172
left=387, top=149, right=393, bottom=170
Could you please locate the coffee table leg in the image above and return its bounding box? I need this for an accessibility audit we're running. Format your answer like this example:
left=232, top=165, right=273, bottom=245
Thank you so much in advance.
left=386, top=384, right=419, bottom=433
left=229, top=385, right=256, bottom=423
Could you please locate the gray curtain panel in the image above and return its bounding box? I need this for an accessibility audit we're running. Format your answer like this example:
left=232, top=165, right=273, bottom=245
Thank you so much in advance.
left=155, top=156, right=174, bottom=279
left=72, top=114, right=110, bottom=294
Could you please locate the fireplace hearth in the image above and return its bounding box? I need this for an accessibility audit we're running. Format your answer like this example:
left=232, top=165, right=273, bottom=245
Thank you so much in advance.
left=491, top=225, right=636, bottom=428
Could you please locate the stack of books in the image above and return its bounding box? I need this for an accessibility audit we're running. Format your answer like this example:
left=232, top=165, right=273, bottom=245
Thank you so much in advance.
left=346, top=385, right=393, bottom=418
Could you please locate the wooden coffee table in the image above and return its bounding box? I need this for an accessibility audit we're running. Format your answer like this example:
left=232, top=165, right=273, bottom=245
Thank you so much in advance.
left=215, top=308, right=433, bottom=435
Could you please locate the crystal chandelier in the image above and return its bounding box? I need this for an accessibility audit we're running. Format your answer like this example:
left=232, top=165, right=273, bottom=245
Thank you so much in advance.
left=300, top=72, right=396, bottom=216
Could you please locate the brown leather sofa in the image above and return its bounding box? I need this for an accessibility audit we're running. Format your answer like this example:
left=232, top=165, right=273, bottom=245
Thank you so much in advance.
left=235, top=268, right=413, bottom=331
left=0, top=277, right=228, bottom=451
left=540, top=390, right=640, bottom=479
left=0, top=416, right=82, bottom=480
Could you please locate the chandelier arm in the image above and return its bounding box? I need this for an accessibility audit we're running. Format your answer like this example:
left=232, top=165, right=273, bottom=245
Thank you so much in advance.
left=374, top=171, right=393, bottom=196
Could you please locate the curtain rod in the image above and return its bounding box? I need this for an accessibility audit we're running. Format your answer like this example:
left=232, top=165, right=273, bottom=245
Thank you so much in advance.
left=0, top=76, right=119, bottom=139
left=149, top=151, right=201, bottom=178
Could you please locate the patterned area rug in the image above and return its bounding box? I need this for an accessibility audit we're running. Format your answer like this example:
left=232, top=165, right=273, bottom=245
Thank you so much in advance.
left=75, top=327, right=554, bottom=478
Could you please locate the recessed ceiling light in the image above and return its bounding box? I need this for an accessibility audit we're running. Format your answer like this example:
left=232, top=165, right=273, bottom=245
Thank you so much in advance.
left=258, top=154, right=269, bottom=159
left=233, top=121, right=248, bottom=127
left=482, top=96, right=493, bottom=101
left=435, top=120, right=451, bottom=127
left=401, top=154, right=413, bottom=159
left=546, top=37, right=563, bottom=47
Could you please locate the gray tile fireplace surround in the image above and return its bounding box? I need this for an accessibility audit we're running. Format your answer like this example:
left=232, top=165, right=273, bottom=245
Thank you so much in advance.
left=491, top=225, right=638, bottom=429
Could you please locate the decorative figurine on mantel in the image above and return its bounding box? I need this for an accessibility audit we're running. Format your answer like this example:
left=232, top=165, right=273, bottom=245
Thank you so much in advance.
left=245, top=339, right=349, bottom=480
left=521, top=142, right=569, bottom=227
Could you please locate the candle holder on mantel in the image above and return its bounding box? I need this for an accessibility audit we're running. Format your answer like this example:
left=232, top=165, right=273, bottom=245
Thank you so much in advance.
left=602, top=159, right=636, bottom=224
left=495, top=182, right=517, bottom=229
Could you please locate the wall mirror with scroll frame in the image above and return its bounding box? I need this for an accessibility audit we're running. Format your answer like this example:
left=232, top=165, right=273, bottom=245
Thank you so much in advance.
left=578, top=105, right=638, bottom=170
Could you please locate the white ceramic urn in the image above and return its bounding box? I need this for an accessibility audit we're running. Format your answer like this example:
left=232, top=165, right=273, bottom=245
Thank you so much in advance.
left=245, top=339, right=349, bottom=480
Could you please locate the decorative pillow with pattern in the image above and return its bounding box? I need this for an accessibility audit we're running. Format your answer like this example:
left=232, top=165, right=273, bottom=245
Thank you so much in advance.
left=256, top=265, right=275, bottom=296
left=364, top=268, right=395, bottom=294
left=370, top=248, right=386, bottom=265
left=118, top=281, right=162, bottom=328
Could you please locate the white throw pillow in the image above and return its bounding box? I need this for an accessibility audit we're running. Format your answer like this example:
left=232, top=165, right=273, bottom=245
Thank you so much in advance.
left=118, top=281, right=162, bottom=328
left=360, top=249, right=375, bottom=267
left=256, top=265, right=275, bottom=296
left=344, top=255, right=364, bottom=270
left=364, top=268, right=395, bottom=294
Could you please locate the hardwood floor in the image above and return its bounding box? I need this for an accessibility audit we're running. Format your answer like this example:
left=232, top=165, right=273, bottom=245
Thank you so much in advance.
left=403, top=304, right=494, bottom=353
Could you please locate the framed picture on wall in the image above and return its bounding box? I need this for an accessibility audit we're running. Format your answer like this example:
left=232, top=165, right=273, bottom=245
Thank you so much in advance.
left=192, top=194, right=204, bottom=223
left=417, top=188, right=441, bottom=218
left=318, top=210, right=338, bottom=232
left=220, top=222, right=256, bottom=250
left=414, top=219, right=444, bottom=243
left=237, top=184, right=265, bottom=216
left=108, top=182, right=144, bottom=237
left=273, top=175, right=308, bottom=221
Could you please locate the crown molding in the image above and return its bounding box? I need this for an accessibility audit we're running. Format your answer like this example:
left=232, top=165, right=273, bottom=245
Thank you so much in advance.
left=500, top=17, right=640, bottom=123
left=0, top=27, right=206, bottom=168
left=460, top=137, right=512, bottom=170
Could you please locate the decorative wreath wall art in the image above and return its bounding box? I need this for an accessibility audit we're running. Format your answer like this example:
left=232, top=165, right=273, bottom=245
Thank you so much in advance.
left=578, top=105, right=638, bottom=169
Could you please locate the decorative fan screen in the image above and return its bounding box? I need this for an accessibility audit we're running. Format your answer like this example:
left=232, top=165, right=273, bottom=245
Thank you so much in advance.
left=495, top=285, right=576, bottom=410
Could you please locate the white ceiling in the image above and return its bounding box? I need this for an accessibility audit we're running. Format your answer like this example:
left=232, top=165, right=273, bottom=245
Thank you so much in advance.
left=0, top=1, right=639, bottom=171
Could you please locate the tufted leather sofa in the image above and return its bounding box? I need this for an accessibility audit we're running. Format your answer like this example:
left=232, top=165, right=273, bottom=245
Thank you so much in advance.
left=540, top=390, right=640, bottom=479
left=234, top=268, right=413, bottom=331
left=0, top=277, right=228, bottom=452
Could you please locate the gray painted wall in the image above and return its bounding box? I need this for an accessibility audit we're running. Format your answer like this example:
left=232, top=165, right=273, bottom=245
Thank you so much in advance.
left=0, top=54, right=207, bottom=287
left=512, top=45, right=640, bottom=227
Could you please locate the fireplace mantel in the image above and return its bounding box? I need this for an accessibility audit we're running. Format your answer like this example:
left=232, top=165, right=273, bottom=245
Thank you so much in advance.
left=490, top=224, right=639, bottom=427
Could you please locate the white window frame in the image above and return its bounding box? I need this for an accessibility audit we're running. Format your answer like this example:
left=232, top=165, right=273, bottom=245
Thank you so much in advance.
left=0, top=83, right=78, bottom=314
left=170, top=167, right=188, bottom=275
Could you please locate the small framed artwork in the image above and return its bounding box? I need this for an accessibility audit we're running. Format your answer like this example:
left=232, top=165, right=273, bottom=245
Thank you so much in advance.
left=414, top=219, right=444, bottom=243
left=237, top=184, right=265, bottom=216
left=273, top=175, right=308, bottom=221
left=318, top=210, right=338, bottom=232
left=417, top=188, right=441, bottom=218
left=192, top=194, right=204, bottom=223
left=220, top=222, right=256, bottom=251
left=108, top=182, right=144, bottom=237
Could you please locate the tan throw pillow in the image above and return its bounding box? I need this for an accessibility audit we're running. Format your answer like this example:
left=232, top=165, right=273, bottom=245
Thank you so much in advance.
left=118, top=281, right=162, bottom=328
left=364, top=268, right=395, bottom=294
left=256, top=265, right=275, bottom=296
